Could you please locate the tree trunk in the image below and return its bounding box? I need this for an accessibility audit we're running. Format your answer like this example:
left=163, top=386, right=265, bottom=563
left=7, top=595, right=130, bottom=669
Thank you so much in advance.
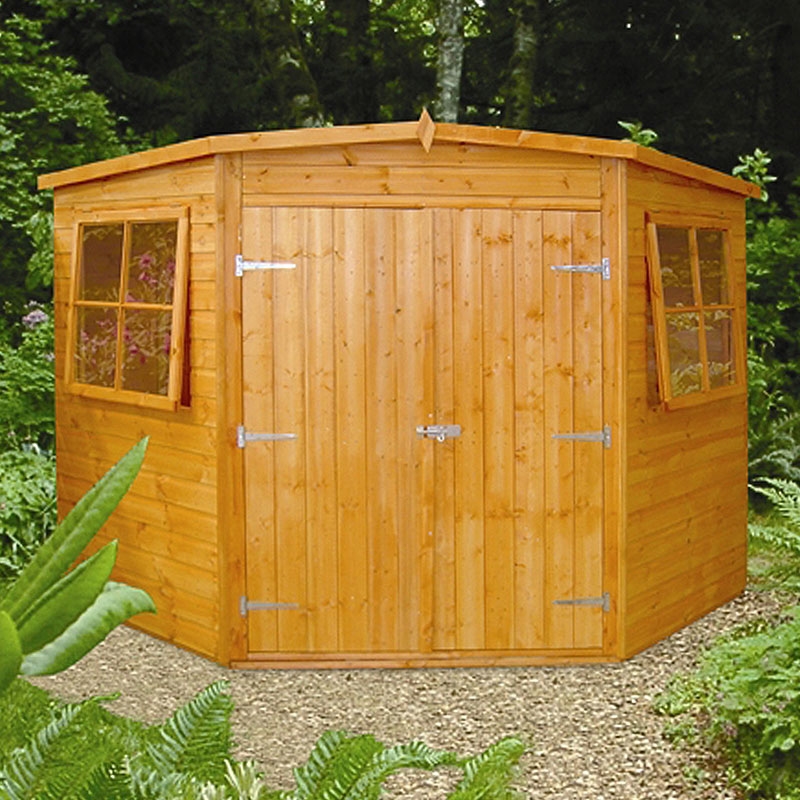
left=435, top=0, right=464, bottom=123
left=504, top=0, right=542, bottom=130
left=248, top=0, right=325, bottom=128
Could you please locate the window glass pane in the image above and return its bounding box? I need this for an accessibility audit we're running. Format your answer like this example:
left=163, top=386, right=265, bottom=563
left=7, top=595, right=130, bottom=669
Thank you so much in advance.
left=74, top=306, right=118, bottom=387
left=657, top=227, right=695, bottom=307
left=705, top=310, right=736, bottom=389
left=126, top=222, right=178, bottom=305
left=79, top=224, right=123, bottom=302
left=120, top=309, right=172, bottom=395
left=666, top=311, right=702, bottom=397
left=697, top=229, right=728, bottom=305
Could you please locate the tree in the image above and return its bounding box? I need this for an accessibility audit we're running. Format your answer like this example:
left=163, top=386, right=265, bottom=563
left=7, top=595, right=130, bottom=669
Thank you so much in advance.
left=0, top=14, right=125, bottom=310
left=435, top=0, right=465, bottom=122
left=503, top=0, right=542, bottom=129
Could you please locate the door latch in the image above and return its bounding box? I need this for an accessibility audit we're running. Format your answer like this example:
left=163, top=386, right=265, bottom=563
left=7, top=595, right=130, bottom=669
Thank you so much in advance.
left=416, top=424, right=462, bottom=442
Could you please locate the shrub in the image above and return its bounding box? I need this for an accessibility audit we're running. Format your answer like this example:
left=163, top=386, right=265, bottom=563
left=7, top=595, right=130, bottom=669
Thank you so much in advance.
left=0, top=303, right=55, bottom=452
left=656, top=611, right=800, bottom=799
left=0, top=679, right=526, bottom=799
left=0, top=448, right=56, bottom=581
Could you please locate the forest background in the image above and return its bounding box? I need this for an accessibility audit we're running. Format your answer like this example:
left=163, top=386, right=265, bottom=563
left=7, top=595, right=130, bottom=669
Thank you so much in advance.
left=3, top=0, right=800, bottom=562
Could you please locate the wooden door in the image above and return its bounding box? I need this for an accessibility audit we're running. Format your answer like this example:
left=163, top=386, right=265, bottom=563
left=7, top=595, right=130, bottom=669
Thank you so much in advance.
left=240, top=206, right=606, bottom=659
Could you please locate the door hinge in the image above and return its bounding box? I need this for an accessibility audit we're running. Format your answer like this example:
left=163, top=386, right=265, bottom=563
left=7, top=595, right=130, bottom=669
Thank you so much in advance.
left=236, top=425, right=297, bottom=448
left=552, top=425, right=611, bottom=449
left=240, top=596, right=300, bottom=616
left=551, top=257, right=610, bottom=281
left=235, top=255, right=296, bottom=276
left=553, top=592, right=611, bottom=613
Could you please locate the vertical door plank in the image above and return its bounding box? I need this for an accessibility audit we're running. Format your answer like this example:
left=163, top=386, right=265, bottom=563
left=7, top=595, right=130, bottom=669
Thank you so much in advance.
left=364, top=209, right=400, bottom=651
left=241, top=207, right=277, bottom=652
left=272, top=207, right=308, bottom=651
left=452, top=209, right=486, bottom=649
left=395, top=209, right=435, bottom=652
left=512, top=210, right=547, bottom=649
left=571, top=212, right=605, bottom=648
left=334, top=208, right=370, bottom=651
left=304, top=208, right=339, bottom=651
left=481, top=209, right=516, bottom=650
left=543, top=211, right=576, bottom=649
left=432, top=208, right=457, bottom=650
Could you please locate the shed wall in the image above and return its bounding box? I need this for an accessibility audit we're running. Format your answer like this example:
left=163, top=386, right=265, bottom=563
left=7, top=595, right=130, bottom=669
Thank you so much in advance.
left=52, top=158, right=222, bottom=660
left=623, top=162, right=748, bottom=657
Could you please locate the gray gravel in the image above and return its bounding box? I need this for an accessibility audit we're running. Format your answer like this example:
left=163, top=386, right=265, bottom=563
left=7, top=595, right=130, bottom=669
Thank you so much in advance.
left=28, top=589, right=784, bottom=798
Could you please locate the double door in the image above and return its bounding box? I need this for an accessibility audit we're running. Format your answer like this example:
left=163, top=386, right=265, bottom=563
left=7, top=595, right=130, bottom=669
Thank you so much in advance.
left=240, top=205, right=606, bottom=658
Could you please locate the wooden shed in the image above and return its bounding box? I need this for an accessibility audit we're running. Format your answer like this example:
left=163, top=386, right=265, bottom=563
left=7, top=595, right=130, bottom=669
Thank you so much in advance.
left=40, top=112, right=759, bottom=668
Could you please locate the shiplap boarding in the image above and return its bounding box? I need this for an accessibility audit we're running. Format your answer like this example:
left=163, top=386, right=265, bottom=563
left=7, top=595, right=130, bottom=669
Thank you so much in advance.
left=40, top=111, right=758, bottom=668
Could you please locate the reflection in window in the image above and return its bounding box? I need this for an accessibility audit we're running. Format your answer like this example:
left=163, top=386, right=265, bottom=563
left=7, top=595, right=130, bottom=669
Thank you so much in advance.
left=70, top=213, right=187, bottom=406
left=647, top=220, right=741, bottom=406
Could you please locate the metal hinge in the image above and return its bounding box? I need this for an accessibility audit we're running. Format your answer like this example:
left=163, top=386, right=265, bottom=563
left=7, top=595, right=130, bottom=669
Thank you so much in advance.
left=236, top=425, right=297, bottom=448
left=552, top=425, right=612, bottom=449
left=551, top=257, right=610, bottom=281
left=553, top=592, right=611, bottom=613
left=239, top=596, right=300, bottom=616
left=235, top=255, right=296, bottom=276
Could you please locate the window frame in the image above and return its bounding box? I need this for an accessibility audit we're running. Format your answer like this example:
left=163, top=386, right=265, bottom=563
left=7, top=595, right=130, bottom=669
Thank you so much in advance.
left=65, top=206, right=190, bottom=410
left=645, top=211, right=746, bottom=410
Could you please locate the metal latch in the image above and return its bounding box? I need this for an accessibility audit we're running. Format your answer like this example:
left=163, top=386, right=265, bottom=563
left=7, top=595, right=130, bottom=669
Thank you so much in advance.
left=237, top=425, right=297, bottom=448
left=240, top=596, right=299, bottom=616
left=552, top=425, right=611, bottom=449
left=416, top=424, right=462, bottom=442
left=553, top=592, right=611, bottom=613
left=551, top=257, right=611, bottom=280
left=235, top=255, right=296, bottom=276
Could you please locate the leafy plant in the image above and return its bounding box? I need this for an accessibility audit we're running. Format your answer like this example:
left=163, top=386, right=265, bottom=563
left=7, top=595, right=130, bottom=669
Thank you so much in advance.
left=0, top=678, right=526, bottom=799
left=733, top=147, right=777, bottom=201
left=0, top=304, right=55, bottom=452
left=0, top=438, right=155, bottom=692
left=618, top=120, right=658, bottom=147
left=0, top=448, right=57, bottom=581
left=656, top=610, right=800, bottom=799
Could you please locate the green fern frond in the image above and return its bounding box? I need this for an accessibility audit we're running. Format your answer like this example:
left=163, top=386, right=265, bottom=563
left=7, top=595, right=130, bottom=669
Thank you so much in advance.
left=291, top=731, right=383, bottom=800
left=0, top=701, right=83, bottom=800
left=449, top=737, right=526, bottom=800
left=345, top=739, right=459, bottom=800
left=143, top=679, right=234, bottom=784
left=67, top=760, right=132, bottom=800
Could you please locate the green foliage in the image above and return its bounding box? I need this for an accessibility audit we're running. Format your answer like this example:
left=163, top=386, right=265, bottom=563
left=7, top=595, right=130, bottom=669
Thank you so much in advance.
left=733, top=148, right=777, bottom=201
left=0, top=678, right=526, bottom=799
left=656, top=610, right=800, bottom=799
left=0, top=448, right=56, bottom=580
left=0, top=439, right=155, bottom=692
left=0, top=304, right=54, bottom=451
left=0, top=14, right=127, bottom=302
left=265, top=730, right=525, bottom=800
left=618, top=120, right=658, bottom=147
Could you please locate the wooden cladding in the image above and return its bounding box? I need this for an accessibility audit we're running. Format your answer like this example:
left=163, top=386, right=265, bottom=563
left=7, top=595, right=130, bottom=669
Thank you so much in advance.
left=240, top=205, right=607, bottom=658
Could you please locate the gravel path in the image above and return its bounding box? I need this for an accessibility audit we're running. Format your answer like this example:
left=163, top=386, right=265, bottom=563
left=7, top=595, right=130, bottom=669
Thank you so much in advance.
left=28, top=589, right=784, bottom=799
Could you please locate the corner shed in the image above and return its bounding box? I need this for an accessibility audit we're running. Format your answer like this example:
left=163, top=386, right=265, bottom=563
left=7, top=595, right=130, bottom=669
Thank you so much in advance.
left=40, top=112, right=759, bottom=668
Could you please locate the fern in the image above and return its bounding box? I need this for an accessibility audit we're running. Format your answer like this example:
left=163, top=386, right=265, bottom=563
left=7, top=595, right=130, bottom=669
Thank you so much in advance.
left=450, top=737, right=526, bottom=800
left=264, top=731, right=525, bottom=800
left=0, top=701, right=83, bottom=799
left=749, top=478, right=800, bottom=554
left=139, top=679, right=234, bottom=785
left=344, top=739, right=458, bottom=799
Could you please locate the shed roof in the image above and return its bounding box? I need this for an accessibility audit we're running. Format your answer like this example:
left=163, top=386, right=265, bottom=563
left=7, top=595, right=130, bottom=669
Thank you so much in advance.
left=39, top=110, right=760, bottom=198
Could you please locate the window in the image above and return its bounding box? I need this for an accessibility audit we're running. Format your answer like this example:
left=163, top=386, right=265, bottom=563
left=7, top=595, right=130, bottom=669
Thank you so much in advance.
left=66, top=209, right=189, bottom=409
left=646, top=213, right=744, bottom=408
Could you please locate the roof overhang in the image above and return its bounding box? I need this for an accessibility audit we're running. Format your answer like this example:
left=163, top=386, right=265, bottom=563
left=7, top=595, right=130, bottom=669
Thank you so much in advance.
left=39, top=109, right=761, bottom=199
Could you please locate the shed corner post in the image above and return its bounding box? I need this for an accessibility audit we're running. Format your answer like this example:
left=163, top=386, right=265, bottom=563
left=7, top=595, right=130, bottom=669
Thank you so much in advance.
left=214, top=152, right=248, bottom=666
left=600, top=156, right=628, bottom=660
